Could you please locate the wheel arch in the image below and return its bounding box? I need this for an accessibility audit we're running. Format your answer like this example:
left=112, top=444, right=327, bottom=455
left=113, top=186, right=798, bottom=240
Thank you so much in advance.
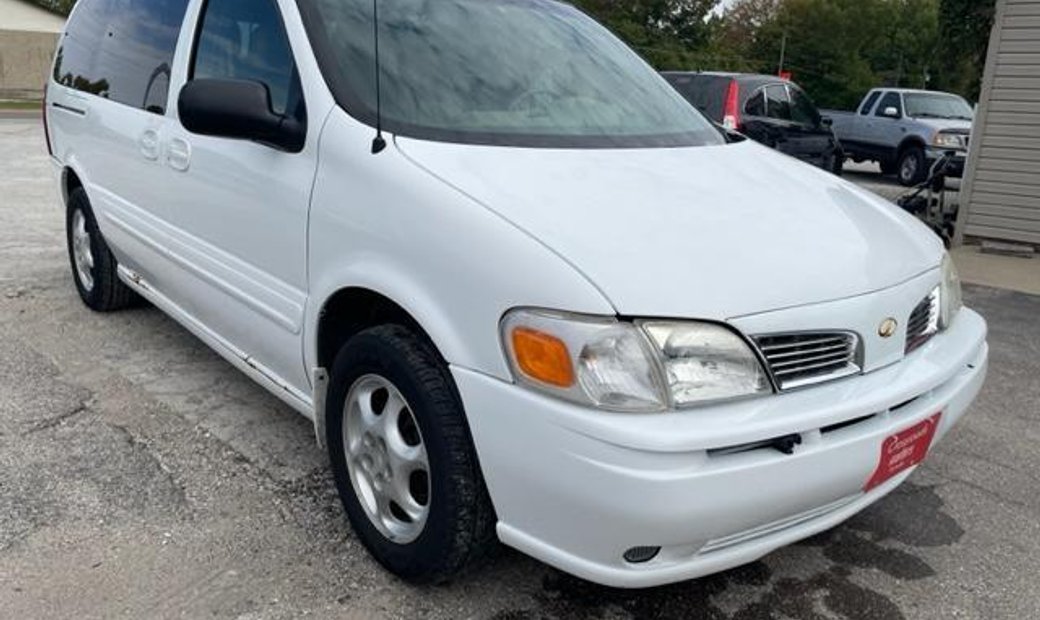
left=896, top=135, right=927, bottom=158
left=61, top=165, right=84, bottom=207
left=315, top=286, right=442, bottom=373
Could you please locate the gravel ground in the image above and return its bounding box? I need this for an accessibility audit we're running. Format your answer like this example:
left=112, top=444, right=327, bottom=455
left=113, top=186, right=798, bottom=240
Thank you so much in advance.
left=1, top=118, right=1038, bottom=619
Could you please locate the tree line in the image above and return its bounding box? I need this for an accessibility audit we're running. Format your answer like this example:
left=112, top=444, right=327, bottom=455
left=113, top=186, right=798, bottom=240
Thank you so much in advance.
left=34, top=0, right=994, bottom=109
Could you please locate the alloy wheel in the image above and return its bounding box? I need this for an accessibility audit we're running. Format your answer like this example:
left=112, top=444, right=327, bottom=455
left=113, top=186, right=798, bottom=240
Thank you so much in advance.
left=71, top=208, right=95, bottom=292
left=342, top=374, right=431, bottom=544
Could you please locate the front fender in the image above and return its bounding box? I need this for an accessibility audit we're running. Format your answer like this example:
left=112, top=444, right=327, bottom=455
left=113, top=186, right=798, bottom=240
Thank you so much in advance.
left=304, top=109, right=615, bottom=381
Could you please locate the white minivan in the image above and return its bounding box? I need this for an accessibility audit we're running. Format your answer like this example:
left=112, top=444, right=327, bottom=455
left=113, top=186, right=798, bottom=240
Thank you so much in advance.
left=45, top=0, right=987, bottom=588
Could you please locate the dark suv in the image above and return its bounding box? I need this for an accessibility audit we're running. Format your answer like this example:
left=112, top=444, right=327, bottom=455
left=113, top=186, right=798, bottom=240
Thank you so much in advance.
left=663, top=72, right=843, bottom=174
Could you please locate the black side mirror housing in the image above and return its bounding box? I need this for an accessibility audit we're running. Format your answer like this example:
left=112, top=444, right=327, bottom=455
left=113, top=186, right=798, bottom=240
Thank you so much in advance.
left=178, top=79, right=305, bottom=153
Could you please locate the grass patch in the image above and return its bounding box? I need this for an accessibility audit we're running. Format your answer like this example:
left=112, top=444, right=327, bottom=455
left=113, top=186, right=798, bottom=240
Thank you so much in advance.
left=0, top=100, right=42, bottom=111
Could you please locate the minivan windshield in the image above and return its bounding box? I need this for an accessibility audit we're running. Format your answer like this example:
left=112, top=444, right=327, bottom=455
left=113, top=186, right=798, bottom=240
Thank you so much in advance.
left=904, top=93, right=974, bottom=121
left=296, top=0, right=723, bottom=148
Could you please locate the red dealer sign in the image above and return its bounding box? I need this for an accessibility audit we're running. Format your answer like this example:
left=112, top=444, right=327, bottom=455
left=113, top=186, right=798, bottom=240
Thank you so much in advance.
left=865, top=413, right=942, bottom=491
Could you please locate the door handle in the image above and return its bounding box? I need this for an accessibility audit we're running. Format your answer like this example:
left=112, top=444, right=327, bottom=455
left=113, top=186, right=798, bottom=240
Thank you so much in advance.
left=140, top=130, right=160, bottom=160
left=167, top=137, right=191, bottom=172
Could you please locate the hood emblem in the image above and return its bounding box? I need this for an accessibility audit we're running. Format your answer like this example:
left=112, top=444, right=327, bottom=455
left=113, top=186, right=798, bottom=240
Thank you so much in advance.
left=878, top=318, right=898, bottom=338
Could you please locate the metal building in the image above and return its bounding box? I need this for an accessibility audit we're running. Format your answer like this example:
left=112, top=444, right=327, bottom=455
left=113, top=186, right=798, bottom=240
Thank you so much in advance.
left=957, top=0, right=1040, bottom=246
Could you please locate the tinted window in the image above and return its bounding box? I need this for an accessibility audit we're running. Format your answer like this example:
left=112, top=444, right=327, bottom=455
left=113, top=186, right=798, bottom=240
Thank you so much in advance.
left=765, top=84, right=791, bottom=120
left=297, top=0, right=723, bottom=148
left=875, top=92, right=902, bottom=117
left=53, top=0, right=189, bottom=114
left=192, top=0, right=302, bottom=117
left=663, top=73, right=728, bottom=122
left=859, top=91, right=881, bottom=115
left=788, top=86, right=819, bottom=126
left=744, top=90, right=765, bottom=116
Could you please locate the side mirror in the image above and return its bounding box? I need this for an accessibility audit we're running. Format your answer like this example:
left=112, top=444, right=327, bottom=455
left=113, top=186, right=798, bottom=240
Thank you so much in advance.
left=178, top=79, right=305, bottom=152
left=882, top=106, right=900, bottom=119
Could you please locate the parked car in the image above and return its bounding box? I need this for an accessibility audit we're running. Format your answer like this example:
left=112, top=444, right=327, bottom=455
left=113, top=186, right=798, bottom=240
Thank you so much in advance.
left=46, top=0, right=987, bottom=588
left=824, top=88, right=974, bottom=186
left=662, top=71, right=844, bottom=174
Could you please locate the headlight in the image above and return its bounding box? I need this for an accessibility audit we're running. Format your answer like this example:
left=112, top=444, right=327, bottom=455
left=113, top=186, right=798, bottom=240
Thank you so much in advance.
left=933, top=132, right=963, bottom=149
left=939, top=252, right=962, bottom=329
left=501, top=309, right=772, bottom=412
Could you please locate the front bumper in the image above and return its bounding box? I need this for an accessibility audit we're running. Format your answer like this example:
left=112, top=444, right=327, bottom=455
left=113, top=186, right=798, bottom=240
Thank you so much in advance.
left=454, top=308, right=987, bottom=588
left=924, top=147, right=966, bottom=178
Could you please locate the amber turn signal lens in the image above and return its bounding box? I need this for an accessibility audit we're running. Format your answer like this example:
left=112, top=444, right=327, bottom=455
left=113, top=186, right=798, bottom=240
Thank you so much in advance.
left=511, top=327, right=575, bottom=388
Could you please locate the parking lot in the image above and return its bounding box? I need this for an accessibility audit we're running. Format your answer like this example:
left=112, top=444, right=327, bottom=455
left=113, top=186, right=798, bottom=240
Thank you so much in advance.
left=1, top=115, right=1038, bottom=619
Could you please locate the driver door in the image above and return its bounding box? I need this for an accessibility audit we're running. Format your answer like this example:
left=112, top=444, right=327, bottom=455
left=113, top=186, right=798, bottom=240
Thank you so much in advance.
left=154, top=0, right=316, bottom=394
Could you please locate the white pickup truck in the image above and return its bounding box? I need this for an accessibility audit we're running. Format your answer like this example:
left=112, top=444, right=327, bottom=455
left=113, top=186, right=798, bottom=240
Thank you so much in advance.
left=824, top=88, right=974, bottom=186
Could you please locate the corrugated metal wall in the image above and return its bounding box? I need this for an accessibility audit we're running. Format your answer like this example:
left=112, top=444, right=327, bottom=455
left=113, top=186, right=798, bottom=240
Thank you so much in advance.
left=957, top=0, right=1040, bottom=246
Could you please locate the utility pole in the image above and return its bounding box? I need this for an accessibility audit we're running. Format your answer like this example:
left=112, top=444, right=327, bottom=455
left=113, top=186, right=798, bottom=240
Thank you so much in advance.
left=778, top=30, right=788, bottom=76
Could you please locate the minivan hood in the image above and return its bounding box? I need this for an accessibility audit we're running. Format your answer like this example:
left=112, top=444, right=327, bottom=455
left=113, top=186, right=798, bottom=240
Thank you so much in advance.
left=396, top=138, right=942, bottom=319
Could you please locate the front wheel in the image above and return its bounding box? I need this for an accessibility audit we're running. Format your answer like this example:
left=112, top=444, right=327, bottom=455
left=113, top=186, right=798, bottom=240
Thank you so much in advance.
left=326, top=324, right=496, bottom=583
left=897, top=146, right=927, bottom=186
left=828, top=150, right=844, bottom=176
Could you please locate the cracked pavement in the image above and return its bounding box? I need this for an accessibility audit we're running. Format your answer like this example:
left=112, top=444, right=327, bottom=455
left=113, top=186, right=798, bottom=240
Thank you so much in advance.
left=1, top=118, right=1039, bottom=619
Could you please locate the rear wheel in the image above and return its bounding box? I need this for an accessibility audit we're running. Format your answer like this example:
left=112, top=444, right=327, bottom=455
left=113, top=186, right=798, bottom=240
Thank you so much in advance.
left=897, top=146, right=927, bottom=186
left=66, top=188, right=137, bottom=312
left=326, top=324, right=496, bottom=583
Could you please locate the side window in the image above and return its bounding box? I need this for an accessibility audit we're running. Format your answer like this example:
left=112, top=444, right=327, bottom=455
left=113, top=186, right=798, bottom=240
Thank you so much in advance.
left=874, top=92, right=902, bottom=118
left=764, top=84, right=791, bottom=121
left=744, top=90, right=765, bottom=117
left=192, top=0, right=301, bottom=117
left=53, top=0, right=116, bottom=97
left=53, top=0, right=190, bottom=114
left=788, top=86, right=819, bottom=126
left=859, top=91, right=881, bottom=115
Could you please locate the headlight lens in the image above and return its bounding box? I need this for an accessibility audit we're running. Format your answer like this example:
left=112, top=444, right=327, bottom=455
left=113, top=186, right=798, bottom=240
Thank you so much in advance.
left=501, top=309, right=772, bottom=412
left=939, top=252, right=962, bottom=329
left=933, top=132, right=963, bottom=149
left=641, top=322, right=772, bottom=406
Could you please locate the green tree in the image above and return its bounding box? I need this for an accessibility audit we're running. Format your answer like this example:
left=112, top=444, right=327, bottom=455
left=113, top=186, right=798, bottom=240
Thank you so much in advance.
left=30, top=0, right=75, bottom=15
left=574, top=0, right=721, bottom=68
left=935, top=0, right=996, bottom=101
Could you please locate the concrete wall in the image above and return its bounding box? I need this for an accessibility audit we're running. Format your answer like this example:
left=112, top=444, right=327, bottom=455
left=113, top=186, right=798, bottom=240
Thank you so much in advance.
left=956, top=0, right=1040, bottom=246
left=0, top=0, right=67, bottom=33
left=0, top=29, right=58, bottom=100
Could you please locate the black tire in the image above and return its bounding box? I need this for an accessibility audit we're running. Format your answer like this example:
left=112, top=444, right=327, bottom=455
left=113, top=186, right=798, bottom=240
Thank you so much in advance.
left=326, top=324, right=496, bottom=583
left=897, top=146, right=927, bottom=186
left=829, top=150, right=844, bottom=176
left=880, top=159, right=898, bottom=175
left=65, top=188, right=137, bottom=312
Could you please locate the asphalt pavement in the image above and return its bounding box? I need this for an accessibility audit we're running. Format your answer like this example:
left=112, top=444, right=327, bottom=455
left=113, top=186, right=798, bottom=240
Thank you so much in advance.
left=1, top=118, right=1038, bottom=619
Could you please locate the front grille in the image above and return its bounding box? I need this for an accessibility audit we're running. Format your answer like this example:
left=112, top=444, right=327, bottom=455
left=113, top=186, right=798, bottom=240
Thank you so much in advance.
left=905, top=288, right=940, bottom=354
left=753, top=332, right=860, bottom=390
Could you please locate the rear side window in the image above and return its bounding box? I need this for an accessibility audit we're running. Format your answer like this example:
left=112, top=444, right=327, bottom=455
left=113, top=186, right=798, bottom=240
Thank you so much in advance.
left=764, top=84, right=791, bottom=120
left=664, top=74, right=727, bottom=121
left=859, top=91, right=881, bottom=115
left=191, top=0, right=301, bottom=117
left=53, top=0, right=190, bottom=114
